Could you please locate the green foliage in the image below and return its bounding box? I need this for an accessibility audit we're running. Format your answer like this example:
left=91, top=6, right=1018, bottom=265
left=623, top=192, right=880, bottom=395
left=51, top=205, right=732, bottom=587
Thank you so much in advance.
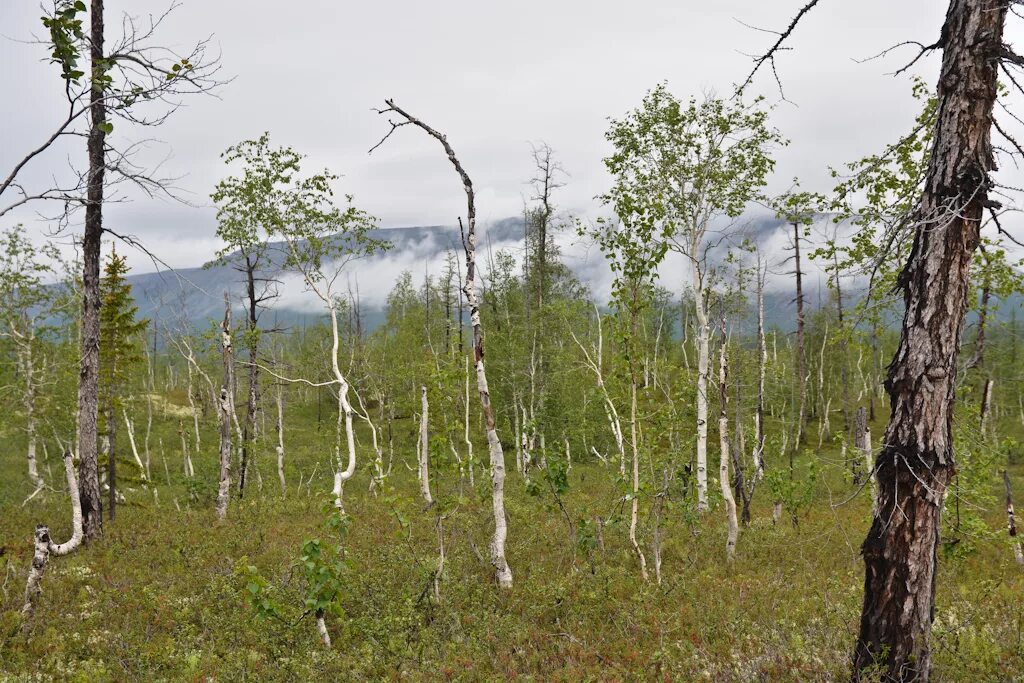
left=41, top=1, right=86, bottom=83
left=99, top=249, right=149, bottom=410
left=764, top=452, right=818, bottom=525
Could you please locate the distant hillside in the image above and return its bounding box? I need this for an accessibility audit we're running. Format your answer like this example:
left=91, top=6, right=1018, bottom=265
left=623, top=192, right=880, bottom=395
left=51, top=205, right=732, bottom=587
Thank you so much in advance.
left=126, top=215, right=1020, bottom=335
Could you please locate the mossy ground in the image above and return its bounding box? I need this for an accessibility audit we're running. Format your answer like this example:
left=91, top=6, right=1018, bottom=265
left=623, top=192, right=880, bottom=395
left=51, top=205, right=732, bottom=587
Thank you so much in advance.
left=1, top=398, right=1022, bottom=682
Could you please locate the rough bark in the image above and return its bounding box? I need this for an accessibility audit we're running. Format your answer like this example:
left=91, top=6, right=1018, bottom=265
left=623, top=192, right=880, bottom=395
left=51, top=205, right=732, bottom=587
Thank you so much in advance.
left=854, top=2, right=1006, bottom=679
left=78, top=0, right=107, bottom=542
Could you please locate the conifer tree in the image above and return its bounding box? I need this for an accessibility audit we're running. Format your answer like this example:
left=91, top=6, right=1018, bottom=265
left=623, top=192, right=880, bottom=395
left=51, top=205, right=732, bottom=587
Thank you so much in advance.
left=98, top=248, right=148, bottom=520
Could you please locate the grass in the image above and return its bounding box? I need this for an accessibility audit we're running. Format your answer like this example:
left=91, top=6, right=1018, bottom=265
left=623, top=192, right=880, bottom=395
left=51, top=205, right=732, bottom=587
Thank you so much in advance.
left=0, top=393, right=1022, bottom=682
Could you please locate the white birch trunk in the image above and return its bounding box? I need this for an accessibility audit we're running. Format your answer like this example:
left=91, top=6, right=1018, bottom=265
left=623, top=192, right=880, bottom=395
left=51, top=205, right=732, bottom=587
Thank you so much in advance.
left=718, top=329, right=738, bottom=562
left=464, top=355, right=475, bottom=487
left=754, top=262, right=767, bottom=481
left=315, top=610, right=331, bottom=647
left=217, top=300, right=234, bottom=520
left=418, top=385, right=433, bottom=505
left=694, top=287, right=710, bottom=512
left=628, top=378, right=648, bottom=581
left=276, top=381, right=286, bottom=497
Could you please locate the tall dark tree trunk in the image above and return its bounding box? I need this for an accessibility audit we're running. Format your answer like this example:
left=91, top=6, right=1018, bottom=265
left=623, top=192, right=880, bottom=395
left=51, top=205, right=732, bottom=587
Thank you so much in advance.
left=853, top=1, right=1006, bottom=679
left=78, top=0, right=107, bottom=541
left=239, top=257, right=259, bottom=497
left=792, top=221, right=807, bottom=448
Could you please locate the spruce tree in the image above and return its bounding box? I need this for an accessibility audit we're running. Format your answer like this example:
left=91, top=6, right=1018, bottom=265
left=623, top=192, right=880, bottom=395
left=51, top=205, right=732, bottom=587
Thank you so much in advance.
left=98, top=248, right=149, bottom=520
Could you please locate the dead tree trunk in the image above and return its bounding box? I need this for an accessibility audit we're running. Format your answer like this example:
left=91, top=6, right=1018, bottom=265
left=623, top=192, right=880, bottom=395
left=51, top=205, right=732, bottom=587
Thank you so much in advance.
left=854, top=2, right=1006, bottom=679
left=22, top=451, right=83, bottom=614
left=374, top=100, right=512, bottom=587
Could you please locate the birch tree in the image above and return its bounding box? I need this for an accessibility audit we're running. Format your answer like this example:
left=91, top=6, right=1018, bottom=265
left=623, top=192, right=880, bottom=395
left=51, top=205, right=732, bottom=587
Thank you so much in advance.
left=602, top=85, right=781, bottom=512
left=0, top=229, right=62, bottom=493
left=215, top=136, right=385, bottom=513
left=582, top=216, right=661, bottom=580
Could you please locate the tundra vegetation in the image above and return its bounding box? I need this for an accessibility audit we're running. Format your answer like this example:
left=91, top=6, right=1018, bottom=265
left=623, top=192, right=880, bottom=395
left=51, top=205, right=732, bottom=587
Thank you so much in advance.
left=1, top=1, right=1024, bottom=681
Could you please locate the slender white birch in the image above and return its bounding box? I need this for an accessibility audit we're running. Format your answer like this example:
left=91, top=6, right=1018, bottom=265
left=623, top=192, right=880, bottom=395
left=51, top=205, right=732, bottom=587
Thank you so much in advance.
left=418, top=385, right=433, bottom=505
left=217, top=297, right=234, bottom=520
left=718, top=318, right=738, bottom=562
left=373, top=100, right=513, bottom=588
left=601, top=88, right=780, bottom=515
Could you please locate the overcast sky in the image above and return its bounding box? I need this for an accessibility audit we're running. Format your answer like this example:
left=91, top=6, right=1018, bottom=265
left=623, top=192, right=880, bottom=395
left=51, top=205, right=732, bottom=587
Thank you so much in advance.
left=2, top=0, right=1020, bottom=291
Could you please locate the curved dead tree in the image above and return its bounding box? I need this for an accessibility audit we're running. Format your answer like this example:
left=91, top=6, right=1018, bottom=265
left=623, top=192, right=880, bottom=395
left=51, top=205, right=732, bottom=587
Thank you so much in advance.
left=22, top=450, right=84, bottom=615
left=372, top=99, right=513, bottom=589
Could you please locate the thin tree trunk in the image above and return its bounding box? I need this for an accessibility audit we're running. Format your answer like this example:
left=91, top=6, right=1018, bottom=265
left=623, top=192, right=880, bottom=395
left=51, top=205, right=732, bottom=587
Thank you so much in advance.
left=628, top=370, right=648, bottom=581
left=276, top=377, right=286, bottom=497
left=793, top=220, right=808, bottom=449
left=754, top=260, right=767, bottom=483
left=980, top=377, right=994, bottom=439
left=835, top=256, right=852, bottom=436
left=464, top=355, right=475, bottom=487
left=217, top=298, right=233, bottom=520
left=418, top=385, right=433, bottom=505
left=719, top=318, right=738, bottom=562
left=1003, top=470, right=1024, bottom=566
left=239, top=258, right=259, bottom=498
left=20, top=337, right=44, bottom=490
left=854, top=2, right=1006, bottom=678
left=694, top=288, right=710, bottom=512
left=107, top=407, right=117, bottom=521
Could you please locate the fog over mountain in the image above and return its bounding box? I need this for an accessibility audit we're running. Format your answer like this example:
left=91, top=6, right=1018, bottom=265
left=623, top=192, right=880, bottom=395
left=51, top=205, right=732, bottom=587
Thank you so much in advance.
left=125, top=213, right=881, bottom=334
